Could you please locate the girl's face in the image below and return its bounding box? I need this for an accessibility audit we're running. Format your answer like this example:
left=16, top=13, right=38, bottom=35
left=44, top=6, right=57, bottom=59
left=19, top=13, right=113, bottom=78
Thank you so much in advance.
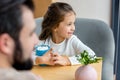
left=54, top=12, right=76, bottom=39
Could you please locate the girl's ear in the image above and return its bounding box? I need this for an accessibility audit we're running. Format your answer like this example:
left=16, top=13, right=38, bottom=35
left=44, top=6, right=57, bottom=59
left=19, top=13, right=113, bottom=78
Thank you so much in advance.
left=52, top=27, right=57, bottom=32
left=52, top=25, right=58, bottom=32
left=54, top=29, right=57, bottom=32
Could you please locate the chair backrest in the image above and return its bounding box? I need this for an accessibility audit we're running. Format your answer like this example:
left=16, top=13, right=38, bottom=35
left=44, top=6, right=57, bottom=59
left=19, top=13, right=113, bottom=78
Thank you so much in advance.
left=35, top=18, right=43, bottom=36
left=35, top=17, right=115, bottom=80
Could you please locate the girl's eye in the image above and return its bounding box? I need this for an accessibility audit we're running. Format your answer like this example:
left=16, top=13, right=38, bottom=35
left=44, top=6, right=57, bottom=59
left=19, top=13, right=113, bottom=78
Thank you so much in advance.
left=30, top=32, right=34, bottom=36
left=68, top=23, right=72, bottom=26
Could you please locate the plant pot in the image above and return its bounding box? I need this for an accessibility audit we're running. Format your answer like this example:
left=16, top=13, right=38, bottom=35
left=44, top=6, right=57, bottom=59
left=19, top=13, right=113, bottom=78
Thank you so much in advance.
left=75, top=65, right=97, bottom=80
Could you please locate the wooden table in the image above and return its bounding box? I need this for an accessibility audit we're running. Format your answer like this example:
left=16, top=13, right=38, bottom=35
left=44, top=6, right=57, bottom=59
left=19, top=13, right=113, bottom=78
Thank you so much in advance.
left=32, top=61, right=102, bottom=80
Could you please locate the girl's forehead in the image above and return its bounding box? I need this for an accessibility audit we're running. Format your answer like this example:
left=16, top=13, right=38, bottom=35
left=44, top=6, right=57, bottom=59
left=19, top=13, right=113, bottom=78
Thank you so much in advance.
left=64, top=11, right=75, bottom=17
left=63, top=12, right=76, bottom=22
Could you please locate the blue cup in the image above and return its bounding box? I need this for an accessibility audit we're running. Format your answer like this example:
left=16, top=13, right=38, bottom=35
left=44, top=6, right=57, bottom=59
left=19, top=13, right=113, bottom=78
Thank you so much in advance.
left=35, top=44, right=50, bottom=66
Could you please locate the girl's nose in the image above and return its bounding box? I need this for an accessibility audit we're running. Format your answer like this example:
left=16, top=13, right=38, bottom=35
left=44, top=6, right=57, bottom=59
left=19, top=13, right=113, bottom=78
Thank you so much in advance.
left=71, top=25, right=75, bottom=31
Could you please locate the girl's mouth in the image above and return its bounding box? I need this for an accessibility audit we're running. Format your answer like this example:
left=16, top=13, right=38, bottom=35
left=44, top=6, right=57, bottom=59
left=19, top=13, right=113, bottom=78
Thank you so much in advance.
left=68, top=32, right=73, bottom=34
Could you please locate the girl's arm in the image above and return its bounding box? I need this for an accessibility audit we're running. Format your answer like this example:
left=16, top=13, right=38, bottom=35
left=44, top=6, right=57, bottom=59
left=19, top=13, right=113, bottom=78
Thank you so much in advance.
left=52, top=53, right=71, bottom=66
left=52, top=36, right=95, bottom=66
left=69, top=36, right=95, bottom=65
left=32, top=49, right=54, bottom=65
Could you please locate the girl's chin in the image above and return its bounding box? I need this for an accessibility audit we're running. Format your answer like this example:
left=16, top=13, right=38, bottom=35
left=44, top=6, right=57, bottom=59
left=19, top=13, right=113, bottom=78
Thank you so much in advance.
left=66, top=35, right=73, bottom=38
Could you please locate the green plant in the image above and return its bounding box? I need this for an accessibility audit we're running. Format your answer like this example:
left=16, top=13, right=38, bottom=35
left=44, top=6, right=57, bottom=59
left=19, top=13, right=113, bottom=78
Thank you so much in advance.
left=76, top=50, right=102, bottom=65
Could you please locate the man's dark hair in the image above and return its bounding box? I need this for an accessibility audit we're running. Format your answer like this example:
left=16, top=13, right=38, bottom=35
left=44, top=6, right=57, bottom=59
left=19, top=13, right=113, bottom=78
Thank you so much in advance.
left=0, top=0, right=34, bottom=35
left=0, top=0, right=35, bottom=70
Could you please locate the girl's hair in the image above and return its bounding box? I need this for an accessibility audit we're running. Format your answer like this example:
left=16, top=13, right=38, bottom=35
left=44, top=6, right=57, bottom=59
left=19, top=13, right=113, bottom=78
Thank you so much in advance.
left=39, top=2, right=75, bottom=40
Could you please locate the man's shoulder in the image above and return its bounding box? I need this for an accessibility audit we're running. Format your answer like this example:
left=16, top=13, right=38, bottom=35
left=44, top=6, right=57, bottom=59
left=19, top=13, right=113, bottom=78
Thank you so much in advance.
left=0, top=69, right=41, bottom=80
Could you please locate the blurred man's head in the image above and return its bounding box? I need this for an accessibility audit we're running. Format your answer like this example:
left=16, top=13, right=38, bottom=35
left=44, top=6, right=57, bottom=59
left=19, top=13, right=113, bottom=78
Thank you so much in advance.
left=0, top=0, right=38, bottom=70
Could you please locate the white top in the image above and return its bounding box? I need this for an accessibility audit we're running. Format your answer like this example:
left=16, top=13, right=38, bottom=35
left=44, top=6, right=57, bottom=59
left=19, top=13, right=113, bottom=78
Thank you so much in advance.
left=32, top=35, right=95, bottom=65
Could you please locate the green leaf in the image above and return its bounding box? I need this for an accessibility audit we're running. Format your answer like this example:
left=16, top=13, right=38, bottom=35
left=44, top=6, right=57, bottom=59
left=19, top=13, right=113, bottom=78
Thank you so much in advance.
left=76, top=50, right=102, bottom=65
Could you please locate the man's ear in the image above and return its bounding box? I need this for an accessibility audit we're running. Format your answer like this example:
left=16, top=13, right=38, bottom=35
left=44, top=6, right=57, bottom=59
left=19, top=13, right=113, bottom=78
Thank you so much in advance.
left=0, top=34, right=14, bottom=55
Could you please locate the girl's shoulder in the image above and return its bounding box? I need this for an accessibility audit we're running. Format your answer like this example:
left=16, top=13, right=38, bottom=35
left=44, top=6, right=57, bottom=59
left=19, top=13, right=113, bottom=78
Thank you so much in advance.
left=68, top=35, right=80, bottom=41
left=37, top=40, right=45, bottom=45
left=67, top=35, right=83, bottom=45
left=37, top=37, right=50, bottom=45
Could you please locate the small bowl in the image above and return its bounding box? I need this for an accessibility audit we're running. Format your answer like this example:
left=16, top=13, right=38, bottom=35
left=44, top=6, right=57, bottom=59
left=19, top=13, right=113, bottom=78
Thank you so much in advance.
left=35, top=44, right=50, bottom=66
left=35, top=45, right=50, bottom=56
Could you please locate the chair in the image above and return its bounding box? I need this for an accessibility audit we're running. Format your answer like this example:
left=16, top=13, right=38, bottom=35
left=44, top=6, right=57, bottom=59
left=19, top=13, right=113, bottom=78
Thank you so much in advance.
left=35, top=17, right=115, bottom=80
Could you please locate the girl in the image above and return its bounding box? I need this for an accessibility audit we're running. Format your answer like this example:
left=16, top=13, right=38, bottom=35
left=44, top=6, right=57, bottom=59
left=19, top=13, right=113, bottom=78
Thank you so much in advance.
left=32, top=2, right=95, bottom=66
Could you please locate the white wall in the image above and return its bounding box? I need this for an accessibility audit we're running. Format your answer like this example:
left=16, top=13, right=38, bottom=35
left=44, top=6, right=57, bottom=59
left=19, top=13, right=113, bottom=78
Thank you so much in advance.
left=56, top=0, right=112, bottom=26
